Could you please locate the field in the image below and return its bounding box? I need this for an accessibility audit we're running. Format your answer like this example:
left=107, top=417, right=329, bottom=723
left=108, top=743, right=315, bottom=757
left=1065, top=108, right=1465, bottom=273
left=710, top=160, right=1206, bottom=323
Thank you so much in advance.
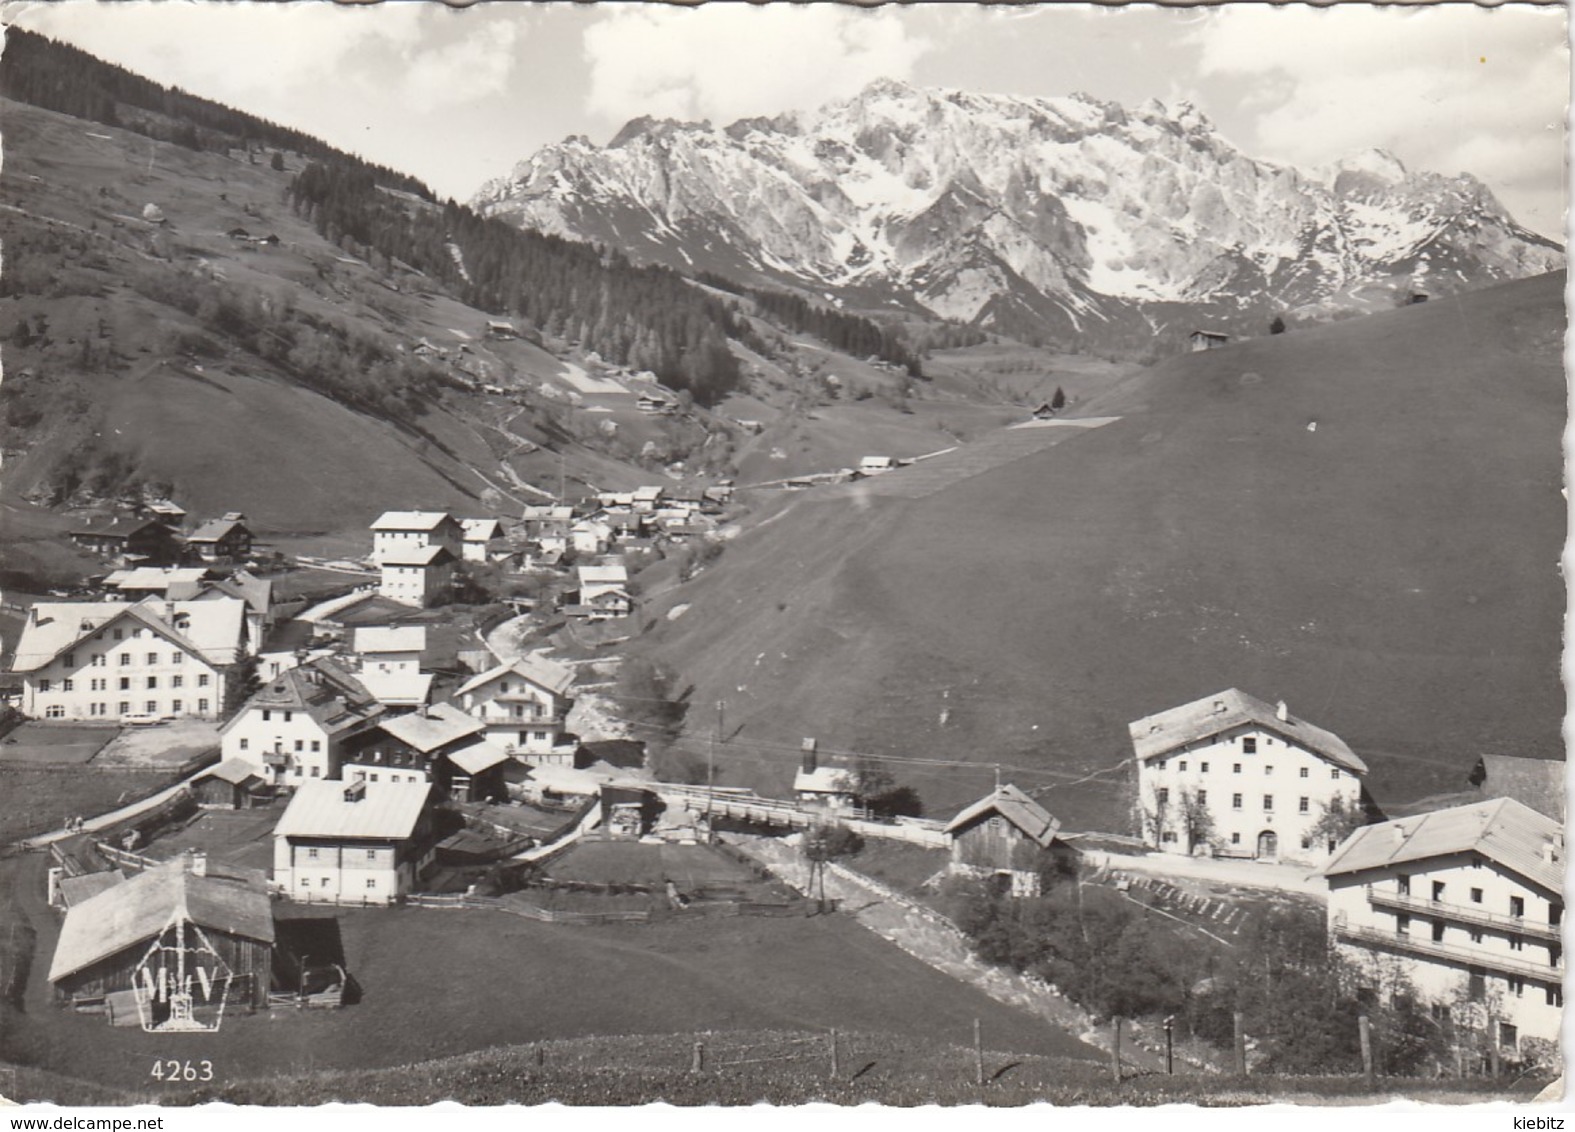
left=640, top=272, right=1567, bottom=828
left=89, top=719, right=220, bottom=768
left=542, top=840, right=761, bottom=890
left=0, top=723, right=115, bottom=767
left=0, top=768, right=179, bottom=845
left=138, top=805, right=283, bottom=873
left=0, top=851, right=1099, bottom=1097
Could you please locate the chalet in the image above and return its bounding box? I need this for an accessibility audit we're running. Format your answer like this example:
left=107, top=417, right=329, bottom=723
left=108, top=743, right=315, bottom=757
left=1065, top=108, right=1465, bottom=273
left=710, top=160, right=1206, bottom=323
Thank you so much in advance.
left=1323, top=798, right=1564, bottom=1060
left=272, top=779, right=437, bottom=904
left=944, top=784, right=1071, bottom=898
left=793, top=740, right=858, bottom=812
left=185, top=517, right=253, bottom=563
left=460, top=518, right=504, bottom=562
left=219, top=659, right=383, bottom=785
left=192, top=757, right=272, bottom=810
left=103, top=566, right=214, bottom=599
left=1468, top=755, right=1565, bottom=822
left=190, top=570, right=274, bottom=650
left=631, top=486, right=666, bottom=512
left=858, top=456, right=895, bottom=476
left=378, top=544, right=456, bottom=608
left=437, top=737, right=515, bottom=802
left=520, top=505, right=574, bottom=554
left=369, top=510, right=463, bottom=566
left=50, top=854, right=275, bottom=1017
left=1130, top=689, right=1367, bottom=865
left=338, top=702, right=486, bottom=790
left=454, top=653, right=577, bottom=764
left=1030, top=402, right=1056, bottom=421
left=1188, top=329, right=1230, bottom=352
left=636, top=392, right=674, bottom=414
left=486, top=319, right=519, bottom=339
left=351, top=625, right=433, bottom=708
left=570, top=518, right=614, bottom=556
left=12, top=597, right=249, bottom=721
left=69, top=517, right=179, bottom=565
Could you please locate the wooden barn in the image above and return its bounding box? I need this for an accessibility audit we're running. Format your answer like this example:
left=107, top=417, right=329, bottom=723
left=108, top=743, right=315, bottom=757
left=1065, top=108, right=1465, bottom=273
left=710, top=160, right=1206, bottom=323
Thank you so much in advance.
left=944, top=784, right=1076, bottom=898
left=48, top=854, right=275, bottom=1020
left=191, top=757, right=272, bottom=809
left=1188, top=329, right=1230, bottom=352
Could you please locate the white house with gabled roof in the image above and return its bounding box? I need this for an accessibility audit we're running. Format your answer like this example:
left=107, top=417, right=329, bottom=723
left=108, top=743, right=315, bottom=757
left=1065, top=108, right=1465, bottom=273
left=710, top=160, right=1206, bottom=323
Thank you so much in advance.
left=219, top=658, right=383, bottom=785
left=1322, top=798, right=1564, bottom=1061
left=351, top=626, right=432, bottom=708
left=1129, top=688, right=1367, bottom=865
left=378, top=545, right=455, bottom=608
left=271, top=778, right=436, bottom=904
left=454, top=653, right=577, bottom=763
left=369, top=511, right=462, bottom=566
left=459, top=518, right=504, bottom=562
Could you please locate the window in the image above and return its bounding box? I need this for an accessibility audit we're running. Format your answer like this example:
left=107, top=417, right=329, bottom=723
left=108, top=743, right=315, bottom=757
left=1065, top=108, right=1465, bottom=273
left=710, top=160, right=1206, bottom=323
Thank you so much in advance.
left=1200, top=762, right=1209, bottom=773
left=146, top=652, right=158, bottom=665
left=1548, top=986, right=1564, bottom=1008
left=1242, top=737, right=1257, bottom=754
left=44, top=705, right=65, bottom=719
left=370, top=774, right=379, bottom=782
left=1197, top=790, right=1207, bottom=805
left=1499, top=1023, right=1518, bottom=1050
left=294, top=740, right=304, bottom=752
left=171, top=700, right=182, bottom=714
left=1263, top=794, right=1274, bottom=812
left=132, top=629, right=143, bottom=639
left=1299, top=767, right=1309, bottom=778
left=1431, top=921, right=1445, bottom=942
left=1156, top=788, right=1170, bottom=805
left=1470, top=887, right=1483, bottom=904
left=119, top=653, right=132, bottom=666
left=119, top=702, right=130, bottom=715
left=1508, top=978, right=1525, bottom=998
left=1232, top=793, right=1243, bottom=810
left=366, top=878, right=377, bottom=890
left=113, top=628, right=123, bottom=641
left=284, top=711, right=293, bottom=723
left=198, top=674, right=209, bottom=687
left=311, top=740, right=321, bottom=753
left=1162, top=831, right=1178, bottom=843
left=1231, top=833, right=1241, bottom=845
left=37, top=679, right=51, bottom=693
left=300, top=877, right=310, bottom=887
left=171, top=652, right=183, bottom=666
left=1432, top=881, right=1445, bottom=902
left=239, top=738, right=249, bottom=750
left=1397, top=874, right=1410, bottom=896
left=367, top=849, right=377, bottom=861
left=1509, top=935, right=1524, bottom=952
left=1265, top=765, right=1274, bottom=776
left=1298, top=797, right=1310, bottom=814
left=118, top=677, right=130, bottom=691
left=1397, top=914, right=1410, bottom=936
left=1179, top=761, right=1187, bottom=772
left=172, top=676, right=183, bottom=689
left=321, top=878, right=331, bottom=888
left=1553, top=903, right=1564, bottom=928
left=1510, top=896, right=1525, bottom=919
left=198, top=698, right=209, bottom=713
left=146, top=700, right=157, bottom=714
left=91, top=654, right=105, bottom=667
left=146, top=676, right=157, bottom=689
left=307, top=847, right=319, bottom=860
left=310, top=766, right=320, bottom=777
left=262, top=709, right=271, bottom=722
left=1233, top=763, right=1242, bottom=774
left=64, top=653, right=75, bottom=668
left=1299, top=836, right=1312, bottom=850
left=1470, top=929, right=1483, bottom=944
left=1330, top=768, right=1340, bottom=780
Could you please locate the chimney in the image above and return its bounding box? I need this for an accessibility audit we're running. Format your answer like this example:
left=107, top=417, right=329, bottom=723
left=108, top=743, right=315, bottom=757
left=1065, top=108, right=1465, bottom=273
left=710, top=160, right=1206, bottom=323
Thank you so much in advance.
left=1391, top=823, right=1407, bottom=845
left=1276, top=700, right=1289, bottom=722
left=801, top=737, right=818, bottom=774
left=343, top=780, right=367, bottom=803
left=189, top=851, right=207, bottom=877
left=1212, top=699, right=1226, bottom=715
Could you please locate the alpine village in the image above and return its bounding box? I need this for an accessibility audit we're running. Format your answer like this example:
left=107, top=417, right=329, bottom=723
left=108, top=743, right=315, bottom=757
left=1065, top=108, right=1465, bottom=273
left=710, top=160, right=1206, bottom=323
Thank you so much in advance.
left=0, top=22, right=1566, bottom=1109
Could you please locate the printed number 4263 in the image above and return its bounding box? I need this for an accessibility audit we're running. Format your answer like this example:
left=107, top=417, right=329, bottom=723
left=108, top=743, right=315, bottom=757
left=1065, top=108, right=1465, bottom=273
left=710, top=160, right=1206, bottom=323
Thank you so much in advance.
left=151, top=1059, right=213, bottom=1082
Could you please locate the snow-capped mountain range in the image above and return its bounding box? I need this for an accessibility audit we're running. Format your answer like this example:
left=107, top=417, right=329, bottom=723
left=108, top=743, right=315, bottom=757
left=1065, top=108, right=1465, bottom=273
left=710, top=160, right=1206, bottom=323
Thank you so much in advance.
left=474, top=79, right=1563, bottom=348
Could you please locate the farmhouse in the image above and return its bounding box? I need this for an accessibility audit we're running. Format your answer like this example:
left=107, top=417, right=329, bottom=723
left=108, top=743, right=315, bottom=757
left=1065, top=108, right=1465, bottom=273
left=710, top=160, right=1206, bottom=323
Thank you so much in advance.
left=570, top=518, right=614, bottom=556
left=1188, top=329, right=1230, bottom=352
left=378, top=544, right=456, bottom=608
left=192, top=757, right=272, bottom=810
left=486, top=319, right=519, bottom=339
left=103, top=566, right=213, bottom=599
left=454, top=653, right=577, bottom=764
left=793, top=741, right=859, bottom=812
left=1468, top=755, right=1565, bottom=821
left=858, top=455, right=895, bottom=476
left=49, top=854, right=275, bottom=1016
left=184, top=516, right=253, bottom=563
left=636, top=392, right=673, bottom=414
left=631, top=486, right=666, bottom=513
left=369, top=510, right=463, bottom=566
left=351, top=625, right=433, bottom=708
left=1129, top=689, right=1367, bottom=865
left=11, top=597, right=249, bottom=721
left=69, top=517, right=179, bottom=564
left=459, top=518, right=504, bottom=562
left=944, top=784, right=1072, bottom=898
left=143, top=499, right=188, bottom=526
left=220, top=659, right=384, bottom=785
left=271, top=778, right=437, bottom=904
left=339, top=702, right=486, bottom=789
left=1322, top=798, right=1564, bottom=1060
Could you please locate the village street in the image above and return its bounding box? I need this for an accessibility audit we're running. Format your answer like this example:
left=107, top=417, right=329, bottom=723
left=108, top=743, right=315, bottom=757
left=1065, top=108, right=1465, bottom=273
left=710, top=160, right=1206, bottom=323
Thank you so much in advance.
left=1079, top=848, right=1327, bottom=898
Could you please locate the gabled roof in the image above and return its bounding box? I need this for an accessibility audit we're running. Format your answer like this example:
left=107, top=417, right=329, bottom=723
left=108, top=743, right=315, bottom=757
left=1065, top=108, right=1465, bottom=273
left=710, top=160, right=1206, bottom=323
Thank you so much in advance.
left=194, top=570, right=272, bottom=616
left=455, top=653, right=576, bottom=699
left=356, top=669, right=434, bottom=708
left=353, top=625, right=427, bottom=655
left=1128, top=688, right=1366, bottom=774
left=522, top=505, right=575, bottom=522
left=70, top=516, right=170, bottom=539
left=794, top=765, right=857, bottom=795
left=273, top=779, right=432, bottom=841
left=461, top=518, right=503, bottom=542
left=198, top=756, right=264, bottom=786
left=380, top=545, right=456, bottom=567
left=58, top=870, right=125, bottom=909
left=945, top=784, right=1062, bottom=848
left=1190, top=328, right=1230, bottom=340
left=187, top=518, right=249, bottom=544
left=49, top=858, right=274, bottom=982
left=220, top=660, right=381, bottom=737
left=447, top=738, right=512, bottom=776
left=577, top=564, right=628, bottom=586
left=633, top=486, right=665, bottom=501
left=379, top=702, right=485, bottom=753
left=371, top=510, right=456, bottom=532
left=1322, top=797, right=1564, bottom=895
left=11, top=598, right=246, bottom=673
left=104, top=567, right=212, bottom=593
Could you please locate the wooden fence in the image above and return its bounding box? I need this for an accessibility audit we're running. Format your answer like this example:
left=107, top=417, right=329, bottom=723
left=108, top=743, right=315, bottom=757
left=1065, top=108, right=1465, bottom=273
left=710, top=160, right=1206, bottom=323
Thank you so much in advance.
left=403, top=890, right=817, bottom=925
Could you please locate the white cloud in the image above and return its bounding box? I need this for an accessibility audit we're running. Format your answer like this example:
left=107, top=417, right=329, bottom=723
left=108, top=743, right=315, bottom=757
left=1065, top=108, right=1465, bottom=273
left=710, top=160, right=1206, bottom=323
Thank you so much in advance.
left=1187, top=5, right=1566, bottom=226
left=582, top=5, right=933, bottom=129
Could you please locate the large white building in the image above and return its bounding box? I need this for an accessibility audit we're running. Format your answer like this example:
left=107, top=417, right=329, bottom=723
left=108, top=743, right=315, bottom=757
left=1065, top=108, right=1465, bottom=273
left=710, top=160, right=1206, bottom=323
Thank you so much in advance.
left=271, top=778, right=435, bottom=904
left=1322, top=798, right=1564, bottom=1061
left=351, top=626, right=432, bottom=708
left=453, top=654, right=577, bottom=763
left=11, top=597, right=250, bottom=721
left=1129, top=689, right=1367, bottom=865
left=378, top=545, right=456, bottom=608
left=368, top=511, right=463, bottom=566
left=218, top=659, right=383, bottom=785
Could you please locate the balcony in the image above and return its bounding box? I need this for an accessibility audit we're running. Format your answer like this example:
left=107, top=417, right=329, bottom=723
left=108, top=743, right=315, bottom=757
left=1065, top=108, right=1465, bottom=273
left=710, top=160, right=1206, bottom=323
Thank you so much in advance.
left=1368, top=888, right=1562, bottom=942
left=1335, top=920, right=1562, bottom=983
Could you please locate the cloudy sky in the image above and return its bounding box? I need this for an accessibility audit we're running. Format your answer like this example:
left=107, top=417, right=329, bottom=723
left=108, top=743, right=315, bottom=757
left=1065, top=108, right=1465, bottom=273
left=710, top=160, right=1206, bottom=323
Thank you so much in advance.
left=4, top=2, right=1567, bottom=238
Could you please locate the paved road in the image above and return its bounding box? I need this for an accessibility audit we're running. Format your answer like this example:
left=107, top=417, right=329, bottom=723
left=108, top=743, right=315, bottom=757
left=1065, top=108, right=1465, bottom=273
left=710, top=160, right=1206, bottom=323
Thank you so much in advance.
left=1082, top=848, right=1327, bottom=898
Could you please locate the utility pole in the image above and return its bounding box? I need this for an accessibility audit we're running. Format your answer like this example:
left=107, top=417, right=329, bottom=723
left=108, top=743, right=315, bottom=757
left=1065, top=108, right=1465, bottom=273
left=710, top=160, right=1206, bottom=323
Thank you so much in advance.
left=706, top=700, right=723, bottom=837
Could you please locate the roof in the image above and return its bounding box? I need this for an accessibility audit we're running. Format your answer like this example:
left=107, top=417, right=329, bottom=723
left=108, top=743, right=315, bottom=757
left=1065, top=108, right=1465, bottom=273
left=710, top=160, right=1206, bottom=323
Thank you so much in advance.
left=944, top=784, right=1062, bottom=848
left=461, top=518, right=503, bottom=542
left=103, top=567, right=211, bottom=592
left=356, top=669, right=434, bottom=707
left=58, top=870, right=125, bottom=908
left=11, top=597, right=248, bottom=672
left=859, top=456, right=894, bottom=469
left=1473, top=755, right=1566, bottom=821
left=795, top=766, right=858, bottom=795
left=371, top=511, right=456, bottom=532
left=380, top=545, right=455, bottom=567
left=633, top=486, right=665, bottom=501
left=522, top=506, right=574, bottom=522
left=187, top=518, right=249, bottom=544
left=1190, top=328, right=1230, bottom=339
left=49, top=857, right=275, bottom=982
left=379, top=702, right=485, bottom=753
left=221, top=660, right=381, bottom=738
left=273, top=778, right=433, bottom=841
left=1322, top=797, right=1564, bottom=895
left=455, top=653, right=576, bottom=699
left=198, top=757, right=264, bottom=786
left=578, top=564, right=628, bottom=586
left=70, top=516, right=169, bottom=539
left=354, top=625, right=427, bottom=654
left=195, top=570, right=272, bottom=615
left=447, top=738, right=512, bottom=776
left=523, top=764, right=605, bottom=795
left=1127, top=688, right=1366, bottom=774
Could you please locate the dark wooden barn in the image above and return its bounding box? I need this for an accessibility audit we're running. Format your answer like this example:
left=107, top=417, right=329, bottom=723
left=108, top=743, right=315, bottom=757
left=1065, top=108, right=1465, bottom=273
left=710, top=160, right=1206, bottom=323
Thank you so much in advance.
left=48, top=855, right=275, bottom=1016
left=192, top=757, right=272, bottom=809
left=944, top=784, right=1077, bottom=897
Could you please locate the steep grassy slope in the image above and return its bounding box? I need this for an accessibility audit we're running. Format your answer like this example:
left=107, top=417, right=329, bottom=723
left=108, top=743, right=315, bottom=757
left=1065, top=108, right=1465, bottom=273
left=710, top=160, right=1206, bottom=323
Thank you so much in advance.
left=644, top=273, right=1566, bottom=827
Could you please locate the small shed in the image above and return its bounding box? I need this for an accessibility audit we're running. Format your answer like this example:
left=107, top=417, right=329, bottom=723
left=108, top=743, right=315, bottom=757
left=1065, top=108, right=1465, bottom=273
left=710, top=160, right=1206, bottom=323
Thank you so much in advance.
left=600, top=786, right=661, bottom=838
left=943, top=784, right=1075, bottom=897
left=1188, top=329, right=1230, bottom=352
left=192, top=757, right=271, bottom=810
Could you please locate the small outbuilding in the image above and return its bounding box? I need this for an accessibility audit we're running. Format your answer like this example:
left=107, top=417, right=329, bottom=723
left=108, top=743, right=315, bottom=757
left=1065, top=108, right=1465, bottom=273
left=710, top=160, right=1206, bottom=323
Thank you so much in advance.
left=1188, top=329, right=1230, bottom=352
left=192, top=757, right=272, bottom=810
left=944, top=784, right=1074, bottom=897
